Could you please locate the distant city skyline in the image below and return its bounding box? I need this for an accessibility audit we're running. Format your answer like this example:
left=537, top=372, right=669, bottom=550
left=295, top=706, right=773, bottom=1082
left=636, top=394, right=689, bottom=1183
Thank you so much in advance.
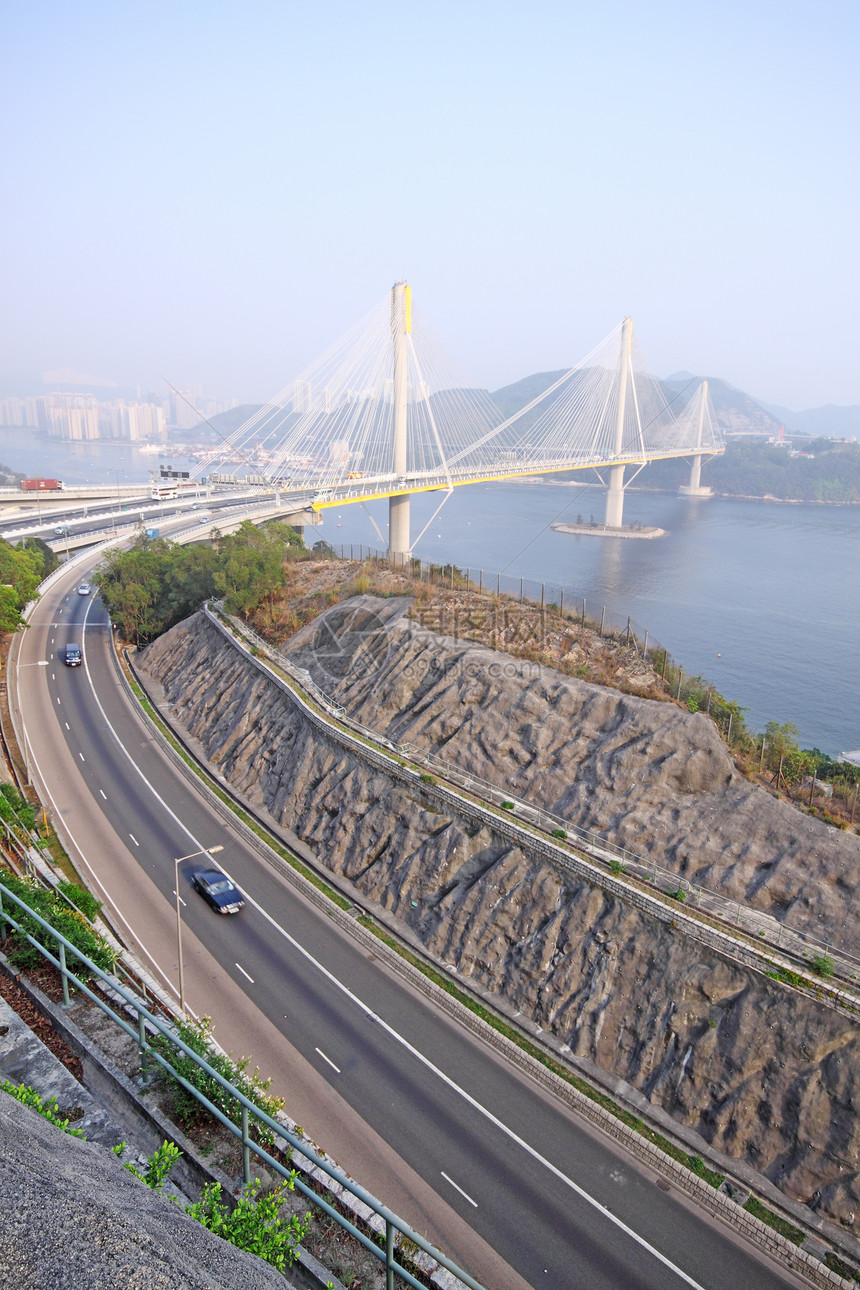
left=3, top=3, right=858, bottom=412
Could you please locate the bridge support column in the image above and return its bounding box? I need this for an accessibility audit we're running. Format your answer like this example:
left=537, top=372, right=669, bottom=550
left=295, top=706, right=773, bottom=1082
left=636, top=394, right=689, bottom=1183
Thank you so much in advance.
left=603, top=316, right=632, bottom=529
left=388, top=493, right=410, bottom=563
left=388, top=281, right=411, bottom=565
left=604, top=464, right=626, bottom=527
left=679, top=380, right=714, bottom=497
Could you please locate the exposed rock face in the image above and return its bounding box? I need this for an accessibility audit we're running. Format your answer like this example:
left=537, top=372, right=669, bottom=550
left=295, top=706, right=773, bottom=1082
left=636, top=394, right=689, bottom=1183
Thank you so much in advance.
left=0, top=1092, right=292, bottom=1290
left=138, top=604, right=860, bottom=1232
left=279, top=597, right=860, bottom=951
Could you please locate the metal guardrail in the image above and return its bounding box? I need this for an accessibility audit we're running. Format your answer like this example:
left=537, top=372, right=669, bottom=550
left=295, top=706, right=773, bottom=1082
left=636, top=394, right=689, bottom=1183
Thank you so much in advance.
left=0, top=876, right=485, bottom=1290
left=219, top=608, right=860, bottom=999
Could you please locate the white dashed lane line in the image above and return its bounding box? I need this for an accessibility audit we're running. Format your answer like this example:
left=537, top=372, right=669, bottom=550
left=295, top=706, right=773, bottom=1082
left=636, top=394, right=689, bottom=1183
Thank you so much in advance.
left=235, top=963, right=254, bottom=984
left=129, top=834, right=139, bottom=847
left=314, top=1048, right=341, bottom=1074
left=99, top=789, right=106, bottom=800
left=441, top=1172, right=478, bottom=1207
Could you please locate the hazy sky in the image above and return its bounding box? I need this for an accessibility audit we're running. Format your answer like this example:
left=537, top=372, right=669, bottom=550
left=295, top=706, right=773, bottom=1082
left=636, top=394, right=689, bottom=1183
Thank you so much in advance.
left=3, top=1, right=858, bottom=409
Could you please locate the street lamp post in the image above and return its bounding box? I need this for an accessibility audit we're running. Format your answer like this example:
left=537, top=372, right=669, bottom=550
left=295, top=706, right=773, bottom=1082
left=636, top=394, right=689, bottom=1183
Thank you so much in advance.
left=174, top=845, right=223, bottom=1014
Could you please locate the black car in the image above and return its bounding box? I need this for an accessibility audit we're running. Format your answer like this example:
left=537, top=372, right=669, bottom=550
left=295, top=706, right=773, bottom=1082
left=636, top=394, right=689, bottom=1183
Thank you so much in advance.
left=191, top=868, right=244, bottom=914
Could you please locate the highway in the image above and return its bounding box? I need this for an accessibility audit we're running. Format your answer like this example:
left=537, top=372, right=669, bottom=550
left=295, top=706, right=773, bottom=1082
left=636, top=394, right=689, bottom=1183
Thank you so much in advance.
left=10, top=555, right=813, bottom=1290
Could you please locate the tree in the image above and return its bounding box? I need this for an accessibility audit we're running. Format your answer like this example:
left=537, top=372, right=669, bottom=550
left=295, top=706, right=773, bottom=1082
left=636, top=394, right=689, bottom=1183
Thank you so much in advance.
left=763, top=720, right=800, bottom=786
left=213, top=521, right=300, bottom=616
left=0, top=537, right=50, bottom=630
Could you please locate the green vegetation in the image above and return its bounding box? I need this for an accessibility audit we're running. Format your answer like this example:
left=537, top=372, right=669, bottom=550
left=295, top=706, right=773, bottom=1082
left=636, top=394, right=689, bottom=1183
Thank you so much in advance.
left=810, top=953, right=835, bottom=978
left=644, top=437, right=860, bottom=503
left=1, top=1080, right=86, bottom=1137
left=3, top=1086, right=309, bottom=1274
left=187, top=1179, right=310, bottom=1273
left=0, top=536, right=56, bottom=631
left=123, top=1139, right=182, bottom=1193
left=0, top=782, right=36, bottom=836
left=742, top=1196, right=806, bottom=1245
left=149, top=1015, right=284, bottom=1147
left=56, top=878, right=102, bottom=922
left=94, top=520, right=303, bottom=644
left=0, top=869, right=117, bottom=977
left=824, top=1252, right=860, bottom=1283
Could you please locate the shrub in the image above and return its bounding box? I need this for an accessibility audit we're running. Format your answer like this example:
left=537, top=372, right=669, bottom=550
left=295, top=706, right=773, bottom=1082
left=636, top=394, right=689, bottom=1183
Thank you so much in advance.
left=57, top=879, right=102, bottom=922
left=551, top=828, right=567, bottom=840
left=125, top=1140, right=182, bottom=1192
left=0, top=870, right=117, bottom=978
left=0, top=783, right=36, bottom=834
left=1, top=1080, right=86, bottom=1137
left=149, top=1016, right=284, bottom=1147
left=186, top=1179, right=310, bottom=1272
left=810, top=953, right=835, bottom=978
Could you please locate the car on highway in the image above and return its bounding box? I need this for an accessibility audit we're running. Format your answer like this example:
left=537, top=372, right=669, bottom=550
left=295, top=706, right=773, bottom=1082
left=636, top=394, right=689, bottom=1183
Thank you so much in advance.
left=63, top=643, right=82, bottom=667
left=191, top=868, right=244, bottom=915
left=77, top=582, right=91, bottom=595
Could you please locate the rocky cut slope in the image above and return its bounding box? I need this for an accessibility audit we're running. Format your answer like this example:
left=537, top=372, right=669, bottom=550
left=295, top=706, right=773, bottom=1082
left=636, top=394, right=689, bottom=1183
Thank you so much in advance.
left=278, top=596, right=860, bottom=954
left=138, top=603, right=860, bottom=1231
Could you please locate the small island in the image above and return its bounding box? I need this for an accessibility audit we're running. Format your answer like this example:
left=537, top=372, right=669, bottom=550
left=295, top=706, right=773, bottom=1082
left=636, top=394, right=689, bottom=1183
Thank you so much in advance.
left=551, top=519, right=667, bottom=539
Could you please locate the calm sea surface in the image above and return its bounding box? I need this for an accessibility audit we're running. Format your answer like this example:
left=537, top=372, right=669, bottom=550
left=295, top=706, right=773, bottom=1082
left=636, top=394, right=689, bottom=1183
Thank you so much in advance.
left=322, top=480, right=860, bottom=759
left=1, top=430, right=857, bottom=757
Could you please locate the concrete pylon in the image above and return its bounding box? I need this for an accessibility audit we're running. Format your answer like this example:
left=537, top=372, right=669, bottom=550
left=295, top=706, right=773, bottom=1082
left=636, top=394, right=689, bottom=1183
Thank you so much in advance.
left=388, top=281, right=411, bottom=563
left=603, top=316, right=632, bottom=528
left=679, top=380, right=714, bottom=497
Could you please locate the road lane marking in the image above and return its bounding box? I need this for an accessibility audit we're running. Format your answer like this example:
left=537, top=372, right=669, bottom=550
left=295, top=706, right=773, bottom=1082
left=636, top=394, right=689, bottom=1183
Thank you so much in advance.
left=56, top=697, right=61, bottom=704
left=65, top=722, right=70, bottom=730
left=79, top=752, right=85, bottom=762
left=99, top=789, right=107, bottom=799
left=51, top=673, right=55, bottom=680
left=54, top=603, right=705, bottom=1287
left=129, top=833, right=139, bottom=846
left=441, top=1172, right=477, bottom=1207
left=315, top=1047, right=341, bottom=1074
left=217, top=860, right=708, bottom=1290
left=236, top=962, right=254, bottom=984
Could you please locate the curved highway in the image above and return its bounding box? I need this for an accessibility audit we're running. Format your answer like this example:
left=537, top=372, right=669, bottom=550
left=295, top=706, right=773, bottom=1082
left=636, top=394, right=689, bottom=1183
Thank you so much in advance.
left=10, top=556, right=812, bottom=1290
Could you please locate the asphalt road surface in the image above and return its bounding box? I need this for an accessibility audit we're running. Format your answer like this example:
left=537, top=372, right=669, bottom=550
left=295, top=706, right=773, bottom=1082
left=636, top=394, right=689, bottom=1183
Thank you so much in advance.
left=10, top=559, right=814, bottom=1290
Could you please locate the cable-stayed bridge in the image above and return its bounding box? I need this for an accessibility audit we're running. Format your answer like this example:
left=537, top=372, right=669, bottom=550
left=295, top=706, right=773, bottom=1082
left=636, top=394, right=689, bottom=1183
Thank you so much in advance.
left=198, top=283, right=724, bottom=558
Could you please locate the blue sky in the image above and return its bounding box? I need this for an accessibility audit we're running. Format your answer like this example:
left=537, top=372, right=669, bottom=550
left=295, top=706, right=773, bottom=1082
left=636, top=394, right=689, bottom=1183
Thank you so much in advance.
left=3, top=1, right=858, bottom=408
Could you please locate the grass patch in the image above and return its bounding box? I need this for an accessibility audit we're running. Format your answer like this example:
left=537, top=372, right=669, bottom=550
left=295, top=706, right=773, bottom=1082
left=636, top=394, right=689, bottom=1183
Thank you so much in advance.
left=824, top=1252, right=860, bottom=1283
left=742, top=1196, right=806, bottom=1245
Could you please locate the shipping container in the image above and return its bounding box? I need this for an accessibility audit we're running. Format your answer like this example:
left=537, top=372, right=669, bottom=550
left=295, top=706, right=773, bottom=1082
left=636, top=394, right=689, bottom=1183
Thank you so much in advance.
left=21, top=478, right=63, bottom=491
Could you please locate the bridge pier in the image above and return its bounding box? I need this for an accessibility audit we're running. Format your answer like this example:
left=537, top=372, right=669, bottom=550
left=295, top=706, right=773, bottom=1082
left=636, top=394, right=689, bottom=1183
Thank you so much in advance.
left=388, top=493, right=410, bottom=564
left=603, top=316, right=632, bottom=528
left=388, top=281, right=412, bottom=564
left=604, top=464, right=626, bottom=527
left=678, top=380, right=714, bottom=497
